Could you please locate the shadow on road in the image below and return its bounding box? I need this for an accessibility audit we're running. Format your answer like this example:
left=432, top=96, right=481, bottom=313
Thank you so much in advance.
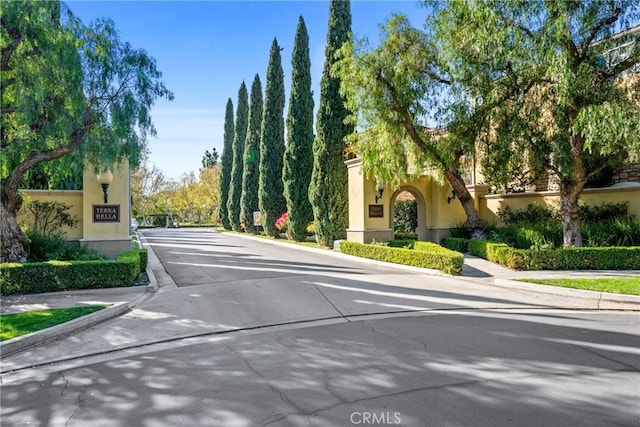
left=2, top=312, right=637, bottom=426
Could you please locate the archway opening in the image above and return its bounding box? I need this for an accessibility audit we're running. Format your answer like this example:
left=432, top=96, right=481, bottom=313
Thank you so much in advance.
left=393, top=191, right=417, bottom=240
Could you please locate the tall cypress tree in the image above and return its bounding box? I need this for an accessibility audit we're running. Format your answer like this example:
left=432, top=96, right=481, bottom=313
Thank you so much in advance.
left=283, top=16, right=314, bottom=242
left=309, top=0, right=354, bottom=247
left=227, top=82, right=249, bottom=231
left=219, top=98, right=234, bottom=230
left=240, top=74, right=263, bottom=234
left=259, top=38, right=287, bottom=237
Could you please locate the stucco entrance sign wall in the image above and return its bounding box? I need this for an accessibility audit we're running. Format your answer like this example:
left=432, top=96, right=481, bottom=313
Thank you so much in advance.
left=80, top=160, right=132, bottom=258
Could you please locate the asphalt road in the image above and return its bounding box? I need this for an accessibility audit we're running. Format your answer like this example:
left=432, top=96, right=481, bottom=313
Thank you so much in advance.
left=1, top=229, right=639, bottom=426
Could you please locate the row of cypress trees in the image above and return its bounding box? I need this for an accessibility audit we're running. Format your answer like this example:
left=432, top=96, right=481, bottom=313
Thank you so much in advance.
left=219, top=0, right=352, bottom=246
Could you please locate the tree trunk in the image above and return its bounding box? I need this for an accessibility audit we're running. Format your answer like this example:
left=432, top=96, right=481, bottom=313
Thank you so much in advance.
left=559, top=132, right=587, bottom=248
left=443, top=168, right=485, bottom=239
left=1, top=197, right=28, bottom=263
left=559, top=185, right=583, bottom=248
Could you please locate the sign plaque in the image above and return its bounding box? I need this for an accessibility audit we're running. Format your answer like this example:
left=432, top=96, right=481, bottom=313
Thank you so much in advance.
left=253, top=211, right=262, bottom=227
left=368, top=204, right=384, bottom=218
left=93, top=204, right=120, bottom=223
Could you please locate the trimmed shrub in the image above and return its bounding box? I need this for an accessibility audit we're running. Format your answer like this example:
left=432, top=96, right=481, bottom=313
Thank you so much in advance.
left=441, top=237, right=469, bottom=253
left=394, top=231, right=418, bottom=241
left=388, top=239, right=416, bottom=249
left=468, top=239, right=640, bottom=270
left=0, top=249, right=146, bottom=296
left=124, top=248, right=148, bottom=272
left=340, top=241, right=463, bottom=275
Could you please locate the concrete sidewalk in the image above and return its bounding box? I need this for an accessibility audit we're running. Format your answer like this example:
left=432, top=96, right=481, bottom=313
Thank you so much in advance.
left=1, top=231, right=638, bottom=359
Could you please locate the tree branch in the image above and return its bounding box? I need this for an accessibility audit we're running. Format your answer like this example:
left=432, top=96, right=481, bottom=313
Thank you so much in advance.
left=1, top=29, right=22, bottom=72
left=1, top=110, right=95, bottom=210
left=595, top=52, right=640, bottom=84
left=374, top=68, right=447, bottom=167
left=580, top=4, right=621, bottom=53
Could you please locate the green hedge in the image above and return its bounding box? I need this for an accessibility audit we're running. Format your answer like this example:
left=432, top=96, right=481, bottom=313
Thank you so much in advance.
left=128, top=248, right=148, bottom=272
left=340, top=241, right=463, bottom=275
left=467, top=239, right=640, bottom=270
left=0, top=249, right=146, bottom=296
left=387, top=240, right=416, bottom=249
left=440, top=237, right=469, bottom=253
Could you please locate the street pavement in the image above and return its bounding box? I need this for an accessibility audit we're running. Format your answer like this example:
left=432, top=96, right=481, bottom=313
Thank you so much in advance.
left=1, top=228, right=639, bottom=426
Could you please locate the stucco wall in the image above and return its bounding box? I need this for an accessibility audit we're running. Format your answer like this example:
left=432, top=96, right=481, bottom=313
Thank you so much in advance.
left=16, top=160, right=132, bottom=259
left=347, top=157, right=640, bottom=243
left=482, top=184, right=640, bottom=224
left=18, top=190, right=84, bottom=239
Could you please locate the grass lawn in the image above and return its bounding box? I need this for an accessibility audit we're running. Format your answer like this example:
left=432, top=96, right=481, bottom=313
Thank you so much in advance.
left=518, top=277, right=640, bottom=295
left=0, top=305, right=107, bottom=341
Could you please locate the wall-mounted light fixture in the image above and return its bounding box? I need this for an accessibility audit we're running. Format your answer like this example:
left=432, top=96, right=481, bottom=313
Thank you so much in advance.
left=375, top=182, right=385, bottom=204
left=97, top=170, right=114, bottom=204
left=447, top=189, right=457, bottom=204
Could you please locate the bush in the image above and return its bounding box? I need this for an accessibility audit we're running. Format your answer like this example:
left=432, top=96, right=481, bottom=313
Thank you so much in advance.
left=449, top=221, right=471, bottom=239
left=388, top=239, right=416, bottom=249
left=394, top=231, right=417, bottom=240
left=121, top=248, right=148, bottom=272
left=498, top=203, right=558, bottom=225
left=306, top=221, right=315, bottom=235
left=582, top=217, right=640, bottom=247
left=467, top=239, right=640, bottom=270
left=340, top=241, right=464, bottom=275
left=499, top=204, right=548, bottom=224
left=579, top=202, right=629, bottom=223
left=0, top=249, right=146, bottom=296
left=441, top=237, right=469, bottom=253
left=24, top=229, right=106, bottom=262
left=24, top=200, right=78, bottom=235
left=489, top=222, right=563, bottom=249
left=394, top=199, right=417, bottom=232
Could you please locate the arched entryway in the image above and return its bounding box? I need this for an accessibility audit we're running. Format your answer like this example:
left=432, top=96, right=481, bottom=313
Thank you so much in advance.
left=389, top=186, right=427, bottom=241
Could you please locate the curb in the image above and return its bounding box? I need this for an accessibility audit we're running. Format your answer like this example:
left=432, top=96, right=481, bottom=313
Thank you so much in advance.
left=221, top=230, right=640, bottom=308
left=226, top=231, right=453, bottom=277
left=0, top=293, right=149, bottom=357
left=494, top=278, right=640, bottom=309
left=0, top=240, right=160, bottom=357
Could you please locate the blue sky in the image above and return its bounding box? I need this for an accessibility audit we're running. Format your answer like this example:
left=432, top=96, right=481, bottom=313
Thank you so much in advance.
left=67, top=1, right=427, bottom=180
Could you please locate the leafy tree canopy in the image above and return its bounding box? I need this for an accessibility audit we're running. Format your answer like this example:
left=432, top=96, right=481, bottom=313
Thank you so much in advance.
left=201, top=148, right=219, bottom=169
left=432, top=0, right=640, bottom=246
left=1, top=0, right=173, bottom=261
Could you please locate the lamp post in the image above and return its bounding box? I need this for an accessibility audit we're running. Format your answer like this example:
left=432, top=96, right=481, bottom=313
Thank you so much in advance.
left=97, top=170, right=114, bottom=204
